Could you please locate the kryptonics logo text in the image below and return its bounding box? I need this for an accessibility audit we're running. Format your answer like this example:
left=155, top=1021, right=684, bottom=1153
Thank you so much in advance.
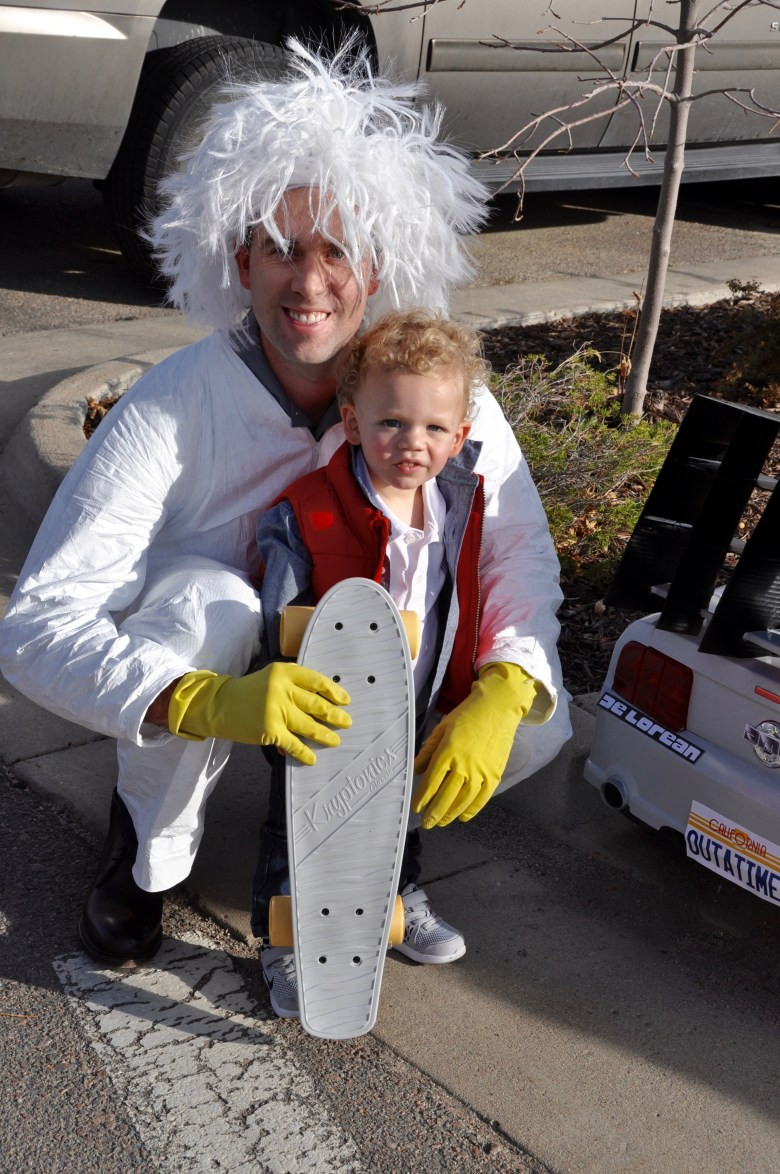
left=302, top=746, right=399, bottom=832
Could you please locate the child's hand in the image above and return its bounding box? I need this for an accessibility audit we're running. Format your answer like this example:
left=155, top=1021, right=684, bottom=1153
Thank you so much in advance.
left=412, top=663, right=538, bottom=826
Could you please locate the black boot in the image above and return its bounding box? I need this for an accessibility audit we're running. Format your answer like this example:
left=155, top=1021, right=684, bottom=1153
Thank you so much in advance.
left=79, top=789, right=163, bottom=967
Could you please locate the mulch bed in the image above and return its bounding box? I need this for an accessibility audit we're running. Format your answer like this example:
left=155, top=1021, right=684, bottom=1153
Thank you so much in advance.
left=480, top=290, right=779, bottom=696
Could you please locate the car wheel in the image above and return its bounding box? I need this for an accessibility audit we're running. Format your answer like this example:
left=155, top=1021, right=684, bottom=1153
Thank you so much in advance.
left=104, top=36, right=286, bottom=284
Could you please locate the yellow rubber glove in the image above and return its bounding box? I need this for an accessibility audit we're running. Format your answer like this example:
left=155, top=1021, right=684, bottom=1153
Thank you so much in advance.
left=168, top=664, right=351, bottom=766
left=412, top=662, right=539, bottom=828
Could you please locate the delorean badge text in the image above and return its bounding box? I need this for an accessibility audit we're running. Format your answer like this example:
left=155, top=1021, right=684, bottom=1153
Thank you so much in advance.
left=598, top=692, right=704, bottom=762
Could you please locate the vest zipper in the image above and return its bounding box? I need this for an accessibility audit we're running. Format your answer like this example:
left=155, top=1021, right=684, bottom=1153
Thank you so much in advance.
left=447, top=478, right=483, bottom=682
left=471, top=513, right=483, bottom=671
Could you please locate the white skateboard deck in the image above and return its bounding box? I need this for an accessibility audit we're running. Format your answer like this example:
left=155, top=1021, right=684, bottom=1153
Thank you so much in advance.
left=286, top=578, right=415, bottom=1039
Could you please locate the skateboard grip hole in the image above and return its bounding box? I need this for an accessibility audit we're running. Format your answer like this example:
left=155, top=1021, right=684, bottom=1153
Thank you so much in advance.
left=355, top=908, right=364, bottom=916
left=321, top=908, right=330, bottom=916
left=332, top=674, right=341, bottom=682
left=367, top=675, right=375, bottom=684
left=334, top=622, right=343, bottom=630
left=352, top=956, right=362, bottom=966
left=369, top=622, right=378, bottom=631
left=318, top=955, right=327, bottom=964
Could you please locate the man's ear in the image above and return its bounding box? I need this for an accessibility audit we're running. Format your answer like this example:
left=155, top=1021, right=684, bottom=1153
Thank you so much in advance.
left=340, top=402, right=361, bottom=445
left=450, top=419, right=471, bottom=458
left=235, top=243, right=251, bottom=291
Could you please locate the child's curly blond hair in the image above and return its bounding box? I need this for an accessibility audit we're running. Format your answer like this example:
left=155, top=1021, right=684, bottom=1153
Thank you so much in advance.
left=337, top=309, right=488, bottom=419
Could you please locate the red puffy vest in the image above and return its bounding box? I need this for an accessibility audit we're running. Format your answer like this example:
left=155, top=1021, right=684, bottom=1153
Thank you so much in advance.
left=278, top=442, right=483, bottom=711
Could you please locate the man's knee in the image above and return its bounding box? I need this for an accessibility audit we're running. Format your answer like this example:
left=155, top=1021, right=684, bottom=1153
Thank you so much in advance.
left=118, top=555, right=262, bottom=676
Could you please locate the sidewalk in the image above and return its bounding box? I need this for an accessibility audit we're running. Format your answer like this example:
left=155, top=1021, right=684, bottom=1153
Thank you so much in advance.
left=3, top=252, right=780, bottom=1171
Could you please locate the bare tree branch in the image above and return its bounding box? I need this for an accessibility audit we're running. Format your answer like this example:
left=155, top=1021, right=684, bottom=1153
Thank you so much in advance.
left=482, top=10, right=778, bottom=191
left=484, top=67, right=716, bottom=165
left=334, top=0, right=454, bottom=16
left=649, top=53, right=675, bottom=138
left=485, top=87, right=629, bottom=160
left=718, top=88, right=780, bottom=126
left=480, top=21, right=676, bottom=57
left=487, top=23, right=714, bottom=62
left=704, top=0, right=780, bottom=36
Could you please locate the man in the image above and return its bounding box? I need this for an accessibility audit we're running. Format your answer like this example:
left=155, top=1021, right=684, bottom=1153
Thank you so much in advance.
left=0, top=40, right=570, bottom=1012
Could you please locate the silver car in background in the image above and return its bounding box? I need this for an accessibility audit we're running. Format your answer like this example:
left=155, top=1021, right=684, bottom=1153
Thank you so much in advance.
left=2, top=1, right=780, bottom=274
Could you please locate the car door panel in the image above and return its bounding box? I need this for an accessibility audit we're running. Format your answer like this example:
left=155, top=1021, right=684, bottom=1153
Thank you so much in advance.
left=414, top=0, right=638, bottom=152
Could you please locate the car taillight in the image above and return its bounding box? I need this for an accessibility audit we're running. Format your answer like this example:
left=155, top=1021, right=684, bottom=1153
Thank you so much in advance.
left=612, top=641, right=693, bottom=731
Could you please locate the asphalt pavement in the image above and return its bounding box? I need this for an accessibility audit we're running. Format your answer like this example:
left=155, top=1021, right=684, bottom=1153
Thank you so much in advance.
left=2, top=250, right=780, bottom=1171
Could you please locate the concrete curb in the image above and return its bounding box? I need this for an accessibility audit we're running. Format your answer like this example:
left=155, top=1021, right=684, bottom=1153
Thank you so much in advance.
left=0, top=343, right=188, bottom=531
left=452, top=254, right=780, bottom=328
left=1, top=360, right=147, bottom=530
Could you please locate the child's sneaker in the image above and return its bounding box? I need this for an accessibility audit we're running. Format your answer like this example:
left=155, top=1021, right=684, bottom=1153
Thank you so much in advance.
left=261, top=946, right=299, bottom=1017
left=393, top=884, right=466, bottom=964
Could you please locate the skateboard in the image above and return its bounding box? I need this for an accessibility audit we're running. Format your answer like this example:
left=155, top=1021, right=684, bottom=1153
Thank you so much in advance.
left=268, top=578, right=417, bottom=1040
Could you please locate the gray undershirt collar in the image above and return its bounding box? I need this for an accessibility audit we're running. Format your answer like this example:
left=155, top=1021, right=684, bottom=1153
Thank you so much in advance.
left=231, top=313, right=341, bottom=440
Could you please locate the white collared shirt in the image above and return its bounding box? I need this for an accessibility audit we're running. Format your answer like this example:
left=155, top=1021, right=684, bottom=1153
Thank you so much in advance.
left=356, top=450, right=446, bottom=697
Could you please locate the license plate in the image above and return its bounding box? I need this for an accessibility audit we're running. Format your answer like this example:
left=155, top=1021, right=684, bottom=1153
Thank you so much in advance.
left=686, top=802, right=780, bottom=906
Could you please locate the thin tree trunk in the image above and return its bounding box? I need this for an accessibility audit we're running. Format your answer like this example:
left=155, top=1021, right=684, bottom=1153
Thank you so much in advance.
left=621, top=0, right=700, bottom=416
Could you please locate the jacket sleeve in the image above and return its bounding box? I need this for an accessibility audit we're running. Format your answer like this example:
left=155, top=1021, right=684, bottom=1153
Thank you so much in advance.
left=469, top=384, right=565, bottom=724
left=0, top=379, right=196, bottom=745
left=257, top=501, right=313, bottom=662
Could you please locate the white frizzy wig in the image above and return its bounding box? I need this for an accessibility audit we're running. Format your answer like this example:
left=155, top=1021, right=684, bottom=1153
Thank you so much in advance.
left=149, top=37, right=490, bottom=336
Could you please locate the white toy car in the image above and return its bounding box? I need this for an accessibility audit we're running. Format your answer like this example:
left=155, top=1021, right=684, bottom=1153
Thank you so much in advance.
left=584, top=394, right=780, bottom=907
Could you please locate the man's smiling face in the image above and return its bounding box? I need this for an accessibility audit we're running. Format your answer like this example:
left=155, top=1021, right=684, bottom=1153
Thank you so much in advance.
left=235, top=188, right=378, bottom=394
